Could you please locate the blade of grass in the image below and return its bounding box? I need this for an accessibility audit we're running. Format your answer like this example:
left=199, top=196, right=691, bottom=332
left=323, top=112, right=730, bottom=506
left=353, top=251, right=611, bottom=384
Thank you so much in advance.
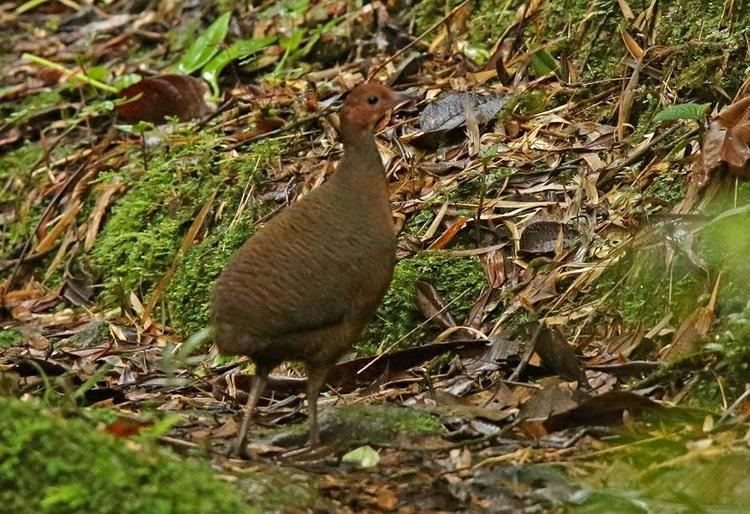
left=22, top=53, right=118, bottom=94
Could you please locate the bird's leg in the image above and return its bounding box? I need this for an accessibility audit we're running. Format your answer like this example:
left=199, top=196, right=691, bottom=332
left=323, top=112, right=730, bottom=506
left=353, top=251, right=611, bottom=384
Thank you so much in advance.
left=305, top=365, right=330, bottom=446
left=231, top=367, right=269, bottom=457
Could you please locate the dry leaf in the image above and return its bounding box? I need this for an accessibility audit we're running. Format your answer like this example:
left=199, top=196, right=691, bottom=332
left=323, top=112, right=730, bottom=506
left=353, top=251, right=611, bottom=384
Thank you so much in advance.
left=620, top=28, right=643, bottom=59
left=34, top=201, right=82, bottom=253
left=415, top=280, right=457, bottom=329
left=699, top=96, right=750, bottom=179
left=117, top=74, right=210, bottom=123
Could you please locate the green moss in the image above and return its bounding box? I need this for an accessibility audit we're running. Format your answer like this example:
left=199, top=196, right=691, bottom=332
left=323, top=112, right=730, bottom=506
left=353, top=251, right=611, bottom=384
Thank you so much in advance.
left=357, top=252, right=487, bottom=355
left=511, top=90, right=551, bottom=118
left=1, top=89, right=63, bottom=126
left=241, top=463, right=319, bottom=512
left=411, top=0, right=610, bottom=79
left=166, top=210, right=257, bottom=336
left=642, top=170, right=686, bottom=206
left=657, top=0, right=749, bottom=95
left=274, top=404, right=444, bottom=446
left=0, top=144, right=41, bottom=190
left=597, top=242, right=704, bottom=329
left=594, top=189, right=750, bottom=404
left=91, top=134, right=222, bottom=305
left=0, top=328, right=22, bottom=349
left=91, top=133, right=280, bottom=330
left=410, top=0, right=746, bottom=93
left=322, top=404, right=443, bottom=444
left=0, top=144, right=44, bottom=255
left=0, top=398, right=256, bottom=514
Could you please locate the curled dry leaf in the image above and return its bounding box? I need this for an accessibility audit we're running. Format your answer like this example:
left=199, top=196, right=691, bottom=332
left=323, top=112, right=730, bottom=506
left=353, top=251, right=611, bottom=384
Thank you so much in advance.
left=700, top=96, right=750, bottom=180
left=543, top=391, right=660, bottom=433
left=415, top=279, right=457, bottom=329
left=534, top=326, right=589, bottom=388
left=117, top=74, right=210, bottom=123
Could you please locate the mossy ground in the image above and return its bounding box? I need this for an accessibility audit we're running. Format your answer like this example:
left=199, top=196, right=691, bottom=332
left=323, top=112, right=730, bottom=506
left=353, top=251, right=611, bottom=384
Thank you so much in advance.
left=90, top=133, right=280, bottom=334
left=322, top=404, right=444, bottom=444
left=595, top=180, right=750, bottom=402
left=0, top=398, right=257, bottom=514
left=0, top=328, right=22, bottom=348
left=268, top=403, right=444, bottom=447
left=357, top=252, right=487, bottom=355
left=0, top=144, right=44, bottom=256
left=4, top=0, right=750, bottom=509
left=77, top=0, right=748, bottom=364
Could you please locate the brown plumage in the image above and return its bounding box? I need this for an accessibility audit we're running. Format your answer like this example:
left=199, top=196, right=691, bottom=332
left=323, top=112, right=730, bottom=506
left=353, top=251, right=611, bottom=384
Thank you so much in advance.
left=212, top=83, right=406, bottom=454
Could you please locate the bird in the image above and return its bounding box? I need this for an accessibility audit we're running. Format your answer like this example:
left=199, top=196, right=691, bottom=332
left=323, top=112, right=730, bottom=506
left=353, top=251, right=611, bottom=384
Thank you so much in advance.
left=212, top=82, right=408, bottom=455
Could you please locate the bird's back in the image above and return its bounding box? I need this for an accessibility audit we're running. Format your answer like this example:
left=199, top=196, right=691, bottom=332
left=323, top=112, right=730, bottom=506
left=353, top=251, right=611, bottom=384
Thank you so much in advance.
left=212, top=162, right=395, bottom=363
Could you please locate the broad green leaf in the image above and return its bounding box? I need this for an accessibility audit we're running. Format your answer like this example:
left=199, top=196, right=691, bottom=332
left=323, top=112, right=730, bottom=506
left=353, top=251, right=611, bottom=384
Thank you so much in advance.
left=113, top=73, right=142, bottom=91
left=654, top=102, right=711, bottom=122
left=530, top=50, right=560, bottom=77
left=85, top=66, right=110, bottom=83
left=202, top=36, right=276, bottom=96
left=273, top=29, right=306, bottom=75
left=177, top=12, right=231, bottom=75
left=280, top=28, right=305, bottom=52
left=341, top=445, right=380, bottom=469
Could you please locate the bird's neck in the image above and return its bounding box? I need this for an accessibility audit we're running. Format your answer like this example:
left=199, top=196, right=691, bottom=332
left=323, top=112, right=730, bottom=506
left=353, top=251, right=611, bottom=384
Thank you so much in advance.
left=337, top=127, right=386, bottom=185
left=325, top=126, right=390, bottom=216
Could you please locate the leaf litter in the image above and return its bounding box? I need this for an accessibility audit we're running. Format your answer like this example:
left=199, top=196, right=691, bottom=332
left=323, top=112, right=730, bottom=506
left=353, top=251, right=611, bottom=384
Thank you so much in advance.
left=2, top=0, right=750, bottom=511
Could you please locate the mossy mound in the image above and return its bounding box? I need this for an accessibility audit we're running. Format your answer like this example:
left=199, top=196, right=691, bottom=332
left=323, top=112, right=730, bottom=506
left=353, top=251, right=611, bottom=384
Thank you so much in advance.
left=321, top=404, right=444, bottom=444
left=0, top=144, right=44, bottom=256
left=0, top=398, right=255, bottom=514
left=269, top=403, right=444, bottom=447
left=90, top=134, right=280, bottom=335
left=0, top=328, right=23, bottom=349
left=357, top=252, right=487, bottom=355
left=412, top=0, right=748, bottom=112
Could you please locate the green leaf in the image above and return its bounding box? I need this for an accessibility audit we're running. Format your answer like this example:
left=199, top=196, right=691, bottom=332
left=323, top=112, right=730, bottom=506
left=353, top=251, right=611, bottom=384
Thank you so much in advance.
left=177, top=12, right=232, bottom=75
left=280, top=29, right=305, bottom=53
left=341, top=445, right=380, bottom=469
left=85, top=66, right=110, bottom=83
left=23, top=53, right=118, bottom=94
left=113, top=73, right=142, bottom=91
left=273, top=29, right=306, bottom=74
left=116, top=121, right=156, bottom=134
left=15, top=0, right=51, bottom=14
left=530, top=50, right=559, bottom=77
left=653, top=102, right=711, bottom=122
left=481, top=144, right=501, bottom=164
left=202, top=36, right=276, bottom=96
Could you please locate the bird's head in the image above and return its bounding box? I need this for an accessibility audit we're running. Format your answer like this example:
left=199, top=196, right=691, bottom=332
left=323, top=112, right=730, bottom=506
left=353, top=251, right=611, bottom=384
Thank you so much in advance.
left=340, top=82, right=411, bottom=132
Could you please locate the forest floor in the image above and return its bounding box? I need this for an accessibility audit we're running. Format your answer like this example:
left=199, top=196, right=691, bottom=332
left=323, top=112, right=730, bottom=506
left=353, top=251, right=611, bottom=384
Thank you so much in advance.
left=3, top=0, right=750, bottom=512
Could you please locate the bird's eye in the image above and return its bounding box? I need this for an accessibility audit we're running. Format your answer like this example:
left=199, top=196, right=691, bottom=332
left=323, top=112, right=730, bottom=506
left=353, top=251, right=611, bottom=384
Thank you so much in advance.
left=367, top=96, right=379, bottom=105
